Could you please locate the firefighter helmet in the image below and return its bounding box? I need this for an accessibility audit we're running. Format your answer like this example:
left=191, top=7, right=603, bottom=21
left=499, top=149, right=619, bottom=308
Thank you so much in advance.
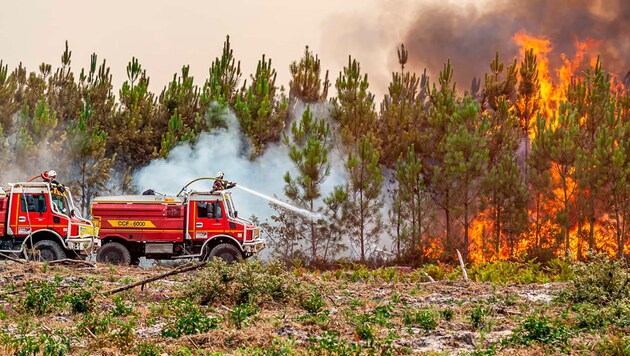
left=216, top=172, right=224, bottom=179
left=48, top=170, right=57, bottom=179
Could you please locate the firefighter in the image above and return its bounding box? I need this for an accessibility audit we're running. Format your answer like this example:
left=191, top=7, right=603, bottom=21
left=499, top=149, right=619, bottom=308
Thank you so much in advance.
left=211, top=172, right=236, bottom=193
left=46, top=170, right=66, bottom=193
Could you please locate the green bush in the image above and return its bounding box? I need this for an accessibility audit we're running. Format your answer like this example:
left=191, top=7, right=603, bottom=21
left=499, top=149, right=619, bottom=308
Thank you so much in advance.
left=596, top=334, right=630, bottom=356
left=161, top=300, right=221, bottom=338
left=22, top=280, right=60, bottom=315
left=229, top=303, right=259, bottom=329
left=64, top=288, right=96, bottom=314
left=507, top=315, right=571, bottom=348
left=110, top=296, right=133, bottom=317
left=187, top=259, right=305, bottom=307
left=300, top=292, right=326, bottom=314
left=560, top=255, right=630, bottom=305
left=469, top=304, right=492, bottom=330
left=403, top=308, right=438, bottom=331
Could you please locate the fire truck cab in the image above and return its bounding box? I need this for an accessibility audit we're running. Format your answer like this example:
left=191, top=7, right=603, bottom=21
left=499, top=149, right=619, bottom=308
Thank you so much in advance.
left=91, top=190, right=265, bottom=265
left=0, top=176, right=100, bottom=261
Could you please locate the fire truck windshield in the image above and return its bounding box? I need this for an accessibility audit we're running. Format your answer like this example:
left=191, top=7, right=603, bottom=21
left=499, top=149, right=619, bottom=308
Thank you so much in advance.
left=51, top=193, right=70, bottom=215
left=225, top=197, right=235, bottom=218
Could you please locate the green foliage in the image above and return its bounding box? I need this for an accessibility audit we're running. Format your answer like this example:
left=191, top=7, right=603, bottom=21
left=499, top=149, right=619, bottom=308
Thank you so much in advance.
left=186, top=259, right=305, bottom=307
left=469, top=304, right=493, bottom=330
left=300, top=292, right=326, bottom=314
left=135, top=342, right=164, bottom=356
left=596, top=334, right=630, bottom=356
left=22, top=280, right=60, bottom=315
left=507, top=315, right=571, bottom=348
left=343, top=134, right=385, bottom=262
left=560, top=255, right=630, bottom=305
left=403, top=307, right=438, bottom=331
left=64, top=287, right=96, bottom=314
left=289, top=46, right=329, bottom=103
left=161, top=300, right=220, bottom=338
left=111, top=296, right=133, bottom=317
left=330, top=55, right=377, bottom=146
left=229, top=303, right=259, bottom=329
left=2, top=329, right=71, bottom=356
left=235, top=54, right=288, bottom=157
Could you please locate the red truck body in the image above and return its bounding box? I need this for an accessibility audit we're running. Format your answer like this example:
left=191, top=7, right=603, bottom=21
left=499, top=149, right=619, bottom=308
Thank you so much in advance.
left=91, top=190, right=265, bottom=264
left=0, top=181, right=99, bottom=260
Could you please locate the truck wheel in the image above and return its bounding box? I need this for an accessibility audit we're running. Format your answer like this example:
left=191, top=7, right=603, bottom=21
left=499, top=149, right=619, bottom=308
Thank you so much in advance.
left=97, top=242, right=131, bottom=265
left=207, top=243, right=242, bottom=263
left=31, top=240, right=66, bottom=261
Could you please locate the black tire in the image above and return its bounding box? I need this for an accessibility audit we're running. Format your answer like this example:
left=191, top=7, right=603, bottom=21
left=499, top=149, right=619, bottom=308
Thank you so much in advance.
left=31, top=240, right=66, bottom=261
left=97, top=242, right=131, bottom=265
left=207, top=243, right=242, bottom=263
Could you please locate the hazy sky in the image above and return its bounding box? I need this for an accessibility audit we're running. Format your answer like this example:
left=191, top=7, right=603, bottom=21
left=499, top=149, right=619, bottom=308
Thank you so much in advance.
left=0, top=0, right=429, bottom=99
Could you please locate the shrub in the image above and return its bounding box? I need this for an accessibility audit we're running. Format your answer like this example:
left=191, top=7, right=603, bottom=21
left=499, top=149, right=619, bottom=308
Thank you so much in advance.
left=469, top=305, right=492, bottom=330
left=187, top=259, right=306, bottom=307
left=403, top=308, right=438, bottom=331
left=507, top=315, right=571, bottom=348
left=161, top=300, right=221, bottom=338
left=560, top=255, right=630, bottom=305
left=110, top=296, right=133, bottom=317
left=22, top=280, right=60, bottom=315
left=230, top=303, right=259, bottom=329
left=596, top=334, right=630, bottom=356
left=300, top=293, right=326, bottom=314
left=65, top=288, right=96, bottom=314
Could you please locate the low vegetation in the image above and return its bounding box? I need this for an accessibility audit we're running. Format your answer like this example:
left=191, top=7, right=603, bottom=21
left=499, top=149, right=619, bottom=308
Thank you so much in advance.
left=0, top=257, right=628, bottom=354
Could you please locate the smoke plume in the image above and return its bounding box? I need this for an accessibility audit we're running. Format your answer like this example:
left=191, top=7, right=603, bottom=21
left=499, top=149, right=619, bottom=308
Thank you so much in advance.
left=134, top=105, right=347, bottom=250
left=402, top=0, right=629, bottom=88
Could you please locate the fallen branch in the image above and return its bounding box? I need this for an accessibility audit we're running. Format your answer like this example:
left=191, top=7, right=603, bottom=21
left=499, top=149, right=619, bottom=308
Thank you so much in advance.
left=104, top=261, right=208, bottom=296
left=0, top=252, right=26, bottom=264
left=48, top=259, right=97, bottom=268
left=423, top=272, right=436, bottom=283
left=456, top=250, right=469, bottom=282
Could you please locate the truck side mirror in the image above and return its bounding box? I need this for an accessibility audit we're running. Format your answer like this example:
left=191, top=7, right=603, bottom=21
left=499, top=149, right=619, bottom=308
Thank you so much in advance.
left=234, top=211, right=238, bottom=218
left=70, top=209, right=76, bottom=217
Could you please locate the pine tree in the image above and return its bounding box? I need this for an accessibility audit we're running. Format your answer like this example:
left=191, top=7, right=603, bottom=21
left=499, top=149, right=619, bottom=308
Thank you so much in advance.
left=159, top=65, right=203, bottom=137
left=235, top=54, right=288, bottom=157
left=274, top=105, right=332, bottom=261
left=379, top=44, right=428, bottom=167
left=394, top=144, right=433, bottom=258
left=571, top=58, right=614, bottom=255
left=343, top=134, right=385, bottom=262
left=591, top=73, right=630, bottom=258
left=47, top=41, right=81, bottom=126
left=515, top=49, right=540, bottom=179
left=0, top=60, right=18, bottom=132
left=66, top=102, right=114, bottom=215
left=205, top=35, right=242, bottom=106
left=202, top=36, right=242, bottom=129
left=289, top=46, right=329, bottom=104
left=425, top=60, right=458, bottom=259
left=329, top=56, right=377, bottom=146
left=110, top=57, right=159, bottom=168
left=433, top=96, right=489, bottom=261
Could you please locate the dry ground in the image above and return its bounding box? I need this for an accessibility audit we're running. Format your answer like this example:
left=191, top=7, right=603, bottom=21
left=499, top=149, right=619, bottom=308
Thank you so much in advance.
left=0, top=260, right=625, bottom=355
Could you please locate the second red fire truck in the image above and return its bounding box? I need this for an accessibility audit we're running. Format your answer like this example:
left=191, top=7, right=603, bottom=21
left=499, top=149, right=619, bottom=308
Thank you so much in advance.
left=91, top=178, right=266, bottom=265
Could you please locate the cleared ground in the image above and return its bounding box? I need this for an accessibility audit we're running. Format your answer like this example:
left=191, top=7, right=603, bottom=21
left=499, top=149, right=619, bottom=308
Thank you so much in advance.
left=0, top=259, right=627, bottom=355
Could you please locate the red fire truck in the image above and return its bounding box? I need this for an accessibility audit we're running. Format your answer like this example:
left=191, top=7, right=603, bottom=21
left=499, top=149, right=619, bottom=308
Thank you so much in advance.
left=91, top=180, right=266, bottom=265
left=0, top=171, right=100, bottom=260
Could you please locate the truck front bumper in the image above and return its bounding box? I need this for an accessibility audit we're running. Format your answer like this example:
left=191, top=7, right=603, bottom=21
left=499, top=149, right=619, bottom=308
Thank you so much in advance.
left=65, top=236, right=101, bottom=253
left=243, top=238, right=266, bottom=254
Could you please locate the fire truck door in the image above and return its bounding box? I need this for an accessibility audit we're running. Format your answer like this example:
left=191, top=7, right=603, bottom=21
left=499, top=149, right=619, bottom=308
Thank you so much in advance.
left=13, top=193, right=48, bottom=236
left=193, top=201, right=224, bottom=239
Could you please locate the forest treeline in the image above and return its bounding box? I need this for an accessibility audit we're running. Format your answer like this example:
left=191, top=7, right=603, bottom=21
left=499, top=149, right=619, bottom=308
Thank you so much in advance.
left=0, top=37, right=629, bottom=264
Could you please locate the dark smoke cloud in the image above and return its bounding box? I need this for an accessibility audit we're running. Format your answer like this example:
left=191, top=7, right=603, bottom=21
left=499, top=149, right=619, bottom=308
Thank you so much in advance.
left=403, top=0, right=629, bottom=89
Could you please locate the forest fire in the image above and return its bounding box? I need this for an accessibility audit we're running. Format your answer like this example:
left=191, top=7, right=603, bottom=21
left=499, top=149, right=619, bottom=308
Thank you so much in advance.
left=468, top=30, right=628, bottom=263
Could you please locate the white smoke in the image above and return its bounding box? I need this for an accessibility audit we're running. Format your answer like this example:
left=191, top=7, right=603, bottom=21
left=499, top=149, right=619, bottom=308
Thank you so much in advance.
left=134, top=105, right=347, bottom=236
